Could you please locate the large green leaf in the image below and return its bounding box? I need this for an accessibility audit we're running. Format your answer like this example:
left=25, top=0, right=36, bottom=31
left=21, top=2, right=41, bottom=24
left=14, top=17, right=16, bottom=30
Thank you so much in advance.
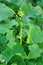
left=28, top=44, right=43, bottom=59
left=20, top=4, right=42, bottom=18
left=0, top=20, right=17, bottom=34
left=0, top=43, right=26, bottom=63
left=27, top=25, right=43, bottom=44
left=7, top=0, right=27, bottom=6
left=20, top=3, right=33, bottom=16
left=0, top=3, right=14, bottom=21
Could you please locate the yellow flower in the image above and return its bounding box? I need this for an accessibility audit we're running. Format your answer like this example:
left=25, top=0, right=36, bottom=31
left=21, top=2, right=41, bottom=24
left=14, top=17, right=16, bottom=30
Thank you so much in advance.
left=18, top=8, right=25, bottom=17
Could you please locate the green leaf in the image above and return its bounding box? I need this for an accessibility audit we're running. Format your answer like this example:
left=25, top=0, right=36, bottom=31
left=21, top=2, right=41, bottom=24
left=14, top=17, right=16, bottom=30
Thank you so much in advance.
left=0, top=34, right=6, bottom=43
left=27, top=62, right=35, bottom=65
left=0, top=20, right=17, bottom=34
left=37, top=61, right=43, bottom=65
left=10, top=55, right=26, bottom=65
left=37, top=0, right=43, bottom=8
left=1, top=43, right=26, bottom=63
left=11, top=63, right=17, bottom=65
left=20, top=3, right=33, bottom=16
left=6, top=30, right=14, bottom=41
left=37, top=14, right=43, bottom=24
left=28, top=44, right=43, bottom=59
left=0, top=64, right=6, bottom=65
left=26, top=25, right=43, bottom=44
left=0, top=3, right=14, bottom=21
left=21, top=4, right=42, bottom=18
left=7, top=0, right=27, bottom=6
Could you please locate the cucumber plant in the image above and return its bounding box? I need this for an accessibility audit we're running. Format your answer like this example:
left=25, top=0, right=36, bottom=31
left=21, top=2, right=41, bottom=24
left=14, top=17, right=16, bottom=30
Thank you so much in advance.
left=0, top=0, right=43, bottom=65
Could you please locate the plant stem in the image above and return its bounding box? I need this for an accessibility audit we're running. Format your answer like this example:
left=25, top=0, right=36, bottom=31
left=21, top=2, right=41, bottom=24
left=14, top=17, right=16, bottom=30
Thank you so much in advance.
left=20, top=22, right=23, bottom=45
